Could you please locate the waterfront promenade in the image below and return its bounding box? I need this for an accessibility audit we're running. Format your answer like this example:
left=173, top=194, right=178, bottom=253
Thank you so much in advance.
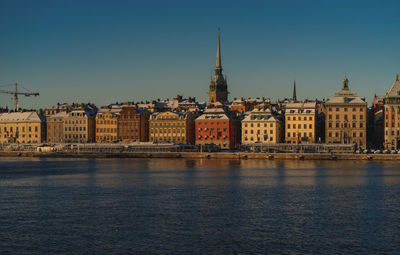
left=2, top=151, right=400, bottom=160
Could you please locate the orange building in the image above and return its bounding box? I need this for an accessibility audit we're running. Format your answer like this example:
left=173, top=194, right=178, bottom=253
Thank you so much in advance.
left=96, top=108, right=121, bottom=143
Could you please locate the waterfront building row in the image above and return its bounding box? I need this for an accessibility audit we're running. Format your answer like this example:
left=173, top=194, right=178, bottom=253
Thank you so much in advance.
left=2, top=75, right=400, bottom=150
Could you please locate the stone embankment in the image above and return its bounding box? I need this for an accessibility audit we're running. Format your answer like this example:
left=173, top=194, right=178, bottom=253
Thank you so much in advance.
left=1, top=151, right=400, bottom=160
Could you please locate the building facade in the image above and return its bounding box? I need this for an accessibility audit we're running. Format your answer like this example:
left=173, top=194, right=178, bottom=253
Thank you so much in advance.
left=118, top=106, right=150, bottom=142
left=383, top=74, right=400, bottom=149
left=44, top=103, right=72, bottom=117
left=285, top=102, right=318, bottom=144
left=242, top=107, right=282, bottom=144
left=96, top=108, right=121, bottom=143
left=209, top=31, right=228, bottom=104
left=64, top=108, right=96, bottom=143
left=325, top=77, right=367, bottom=148
left=195, top=108, right=240, bottom=150
left=149, top=111, right=195, bottom=144
left=0, top=112, right=46, bottom=143
left=47, top=111, right=67, bottom=143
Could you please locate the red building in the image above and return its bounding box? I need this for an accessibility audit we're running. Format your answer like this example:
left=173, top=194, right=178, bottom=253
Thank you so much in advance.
left=118, top=105, right=150, bottom=142
left=195, top=108, right=240, bottom=150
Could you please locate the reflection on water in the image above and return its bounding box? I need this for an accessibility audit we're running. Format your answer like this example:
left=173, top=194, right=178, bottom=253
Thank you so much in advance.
left=0, top=158, right=399, bottom=254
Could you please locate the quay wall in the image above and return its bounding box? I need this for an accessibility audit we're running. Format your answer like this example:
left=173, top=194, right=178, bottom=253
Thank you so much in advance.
left=1, top=151, right=400, bottom=160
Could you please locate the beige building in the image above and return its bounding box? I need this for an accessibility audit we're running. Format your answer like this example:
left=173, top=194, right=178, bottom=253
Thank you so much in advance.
left=285, top=102, right=317, bottom=144
left=149, top=111, right=195, bottom=144
left=242, top=107, right=282, bottom=144
left=64, top=108, right=96, bottom=143
left=0, top=112, right=46, bottom=143
left=47, top=111, right=68, bottom=143
left=384, top=74, right=400, bottom=149
left=325, top=77, right=367, bottom=148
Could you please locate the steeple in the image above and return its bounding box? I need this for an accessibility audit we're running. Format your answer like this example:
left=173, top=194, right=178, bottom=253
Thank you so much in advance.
left=396, top=74, right=399, bottom=82
left=293, top=80, right=297, bottom=101
left=215, top=28, right=222, bottom=75
left=208, top=28, right=228, bottom=104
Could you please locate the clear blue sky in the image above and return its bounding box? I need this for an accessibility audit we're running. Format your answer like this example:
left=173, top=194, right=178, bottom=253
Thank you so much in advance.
left=1, top=0, right=399, bottom=109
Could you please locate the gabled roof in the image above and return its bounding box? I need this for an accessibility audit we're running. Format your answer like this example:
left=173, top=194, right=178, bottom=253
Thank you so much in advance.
left=385, top=74, right=400, bottom=98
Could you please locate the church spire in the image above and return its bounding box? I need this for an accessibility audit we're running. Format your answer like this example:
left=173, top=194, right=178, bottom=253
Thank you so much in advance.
left=215, top=28, right=222, bottom=75
left=396, top=74, right=399, bottom=82
left=293, top=80, right=297, bottom=101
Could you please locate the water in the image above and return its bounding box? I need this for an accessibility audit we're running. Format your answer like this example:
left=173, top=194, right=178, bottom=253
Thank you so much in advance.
left=0, top=158, right=399, bottom=254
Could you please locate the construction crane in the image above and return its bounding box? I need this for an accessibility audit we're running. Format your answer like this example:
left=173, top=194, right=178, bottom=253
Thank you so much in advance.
left=0, top=83, right=39, bottom=111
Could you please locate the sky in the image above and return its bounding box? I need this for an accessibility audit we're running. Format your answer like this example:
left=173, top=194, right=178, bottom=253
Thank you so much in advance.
left=0, top=0, right=399, bottom=109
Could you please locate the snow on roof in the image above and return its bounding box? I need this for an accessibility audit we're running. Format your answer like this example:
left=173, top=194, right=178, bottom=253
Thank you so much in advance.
left=385, top=76, right=400, bottom=98
left=285, top=101, right=317, bottom=109
left=0, top=112, right=43, bottom=123
left=48, top=111, right=68, bottom=119
left=196, top=108, right=230, bottom=120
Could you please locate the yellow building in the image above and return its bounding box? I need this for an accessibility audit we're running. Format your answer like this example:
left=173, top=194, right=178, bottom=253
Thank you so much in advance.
left=285, top=102, right=317, bottom=144
left=149, top=111, right=195, bottom=144
left=96, top=108, right=121, bottom=143
left=242, top=108, right=282, bottom=144
left=0, top=112, right=46, bottom=143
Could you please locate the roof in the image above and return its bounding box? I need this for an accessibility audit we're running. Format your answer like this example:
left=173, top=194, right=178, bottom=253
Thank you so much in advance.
left=195, top=108, right=230, bottom=120
left=385, top=74, right=400, bottom=98
left=242, top=108, right=280, bottom=122
left=0, top=112, right=44, bottom=123
left=285, top=101, right=317, bottom=109
left=326, top=78, right=366, bottom=105
left=48, top=111, right=68, bottom=119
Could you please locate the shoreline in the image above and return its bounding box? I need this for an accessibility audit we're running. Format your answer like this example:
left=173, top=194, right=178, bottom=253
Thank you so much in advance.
left=1, top=151, right=400, bottom=160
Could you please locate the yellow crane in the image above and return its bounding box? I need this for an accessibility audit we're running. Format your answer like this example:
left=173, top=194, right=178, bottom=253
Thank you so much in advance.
left=0, top=83, right=39, bottom=111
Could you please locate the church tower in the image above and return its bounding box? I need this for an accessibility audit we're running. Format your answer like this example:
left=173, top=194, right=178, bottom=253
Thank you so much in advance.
left=209, top=29, right=228, bottom=104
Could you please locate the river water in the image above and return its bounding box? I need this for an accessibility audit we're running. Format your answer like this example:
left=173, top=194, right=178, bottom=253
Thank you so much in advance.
left=0, top=158, right=399, bottom=254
